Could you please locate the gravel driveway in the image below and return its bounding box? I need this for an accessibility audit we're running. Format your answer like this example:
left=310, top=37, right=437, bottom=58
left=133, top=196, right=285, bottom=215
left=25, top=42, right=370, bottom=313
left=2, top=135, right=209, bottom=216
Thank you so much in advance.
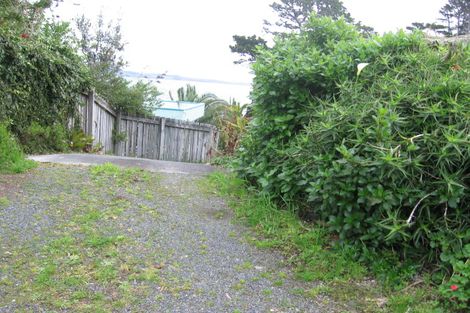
left=0, top=155, right=340, bottom=312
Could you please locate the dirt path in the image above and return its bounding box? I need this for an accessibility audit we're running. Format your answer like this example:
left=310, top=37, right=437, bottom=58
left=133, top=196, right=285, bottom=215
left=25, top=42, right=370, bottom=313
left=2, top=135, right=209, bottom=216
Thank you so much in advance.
left=0, top=157, right=340, bottom=312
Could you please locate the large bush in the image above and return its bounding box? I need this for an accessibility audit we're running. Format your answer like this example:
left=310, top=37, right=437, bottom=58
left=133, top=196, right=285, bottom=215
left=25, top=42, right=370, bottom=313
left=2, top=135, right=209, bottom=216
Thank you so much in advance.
left=237, top=15, right=469, bottom=307
left=0, top=22, right=89, bottom=136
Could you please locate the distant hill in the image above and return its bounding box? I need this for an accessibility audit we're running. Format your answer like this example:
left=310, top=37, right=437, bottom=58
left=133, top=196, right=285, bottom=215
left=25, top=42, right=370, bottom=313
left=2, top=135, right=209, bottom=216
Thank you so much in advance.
left=121, top=71, right=251, bottom=86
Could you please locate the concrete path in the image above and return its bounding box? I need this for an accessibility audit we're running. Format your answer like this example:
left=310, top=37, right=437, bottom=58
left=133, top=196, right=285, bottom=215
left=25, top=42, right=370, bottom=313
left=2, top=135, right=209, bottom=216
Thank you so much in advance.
left=29, top=153, right=214, bottom=175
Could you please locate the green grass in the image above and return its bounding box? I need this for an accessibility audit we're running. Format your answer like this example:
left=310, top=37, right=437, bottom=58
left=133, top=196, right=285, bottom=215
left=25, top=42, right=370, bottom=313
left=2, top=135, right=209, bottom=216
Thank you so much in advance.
left=0, top=196, right=10, bottom=208
left=235, top=261, right=254, bottom=271
left=90, top=162, right=151, bottom=186
left=0, top=123, right=36, bottom=173
left=202, top=171, right=439, bottom=313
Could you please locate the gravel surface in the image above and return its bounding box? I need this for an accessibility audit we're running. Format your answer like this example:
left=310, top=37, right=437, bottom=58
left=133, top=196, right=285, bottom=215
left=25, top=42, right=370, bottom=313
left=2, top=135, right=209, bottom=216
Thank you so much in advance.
left=0, top=161, right=340, bottom=313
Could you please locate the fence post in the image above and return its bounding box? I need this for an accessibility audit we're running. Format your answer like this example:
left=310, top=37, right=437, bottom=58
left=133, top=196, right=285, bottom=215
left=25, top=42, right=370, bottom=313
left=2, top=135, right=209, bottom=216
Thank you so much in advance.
left=159, top=117, right=166, bottom=160
left=86, top=90, right=94, bottom=137
left=207, top=127, right=214, bottom=161
left=114, top=111, right=122, bottom=155
left=213, top=128, right=220, bottom=155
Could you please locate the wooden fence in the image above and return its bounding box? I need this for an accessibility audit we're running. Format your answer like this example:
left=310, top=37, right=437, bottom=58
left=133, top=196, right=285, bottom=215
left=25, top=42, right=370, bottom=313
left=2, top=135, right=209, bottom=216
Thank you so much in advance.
left=78, top=91, right=218, bottom=163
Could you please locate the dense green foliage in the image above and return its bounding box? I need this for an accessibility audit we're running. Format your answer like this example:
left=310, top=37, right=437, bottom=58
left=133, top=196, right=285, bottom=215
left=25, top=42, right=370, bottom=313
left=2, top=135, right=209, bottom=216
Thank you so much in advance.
left=70, top=129, right=94, bottom=152
left=237, top=15, right=469, bottom=309
left=0, top=22, right=89, bottom=135
left=0, top=123, right=35, bottom=173
left=215, top=101, right=249, bottom=155
left=21, top=122, right=69, bottom=154
left=97, top=79, right=161, bottom=116
left=0, top=0, right=90, bottom=154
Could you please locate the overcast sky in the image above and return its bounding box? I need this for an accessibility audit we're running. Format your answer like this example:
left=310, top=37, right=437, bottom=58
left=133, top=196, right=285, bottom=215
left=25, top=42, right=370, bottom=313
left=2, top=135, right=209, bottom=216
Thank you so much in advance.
left=52, top=0, right=448, bottom=84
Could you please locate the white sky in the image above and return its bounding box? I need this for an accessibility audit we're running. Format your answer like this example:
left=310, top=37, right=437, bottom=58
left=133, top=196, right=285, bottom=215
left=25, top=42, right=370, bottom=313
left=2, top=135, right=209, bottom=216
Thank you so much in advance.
left=51, top=0, right=448, bottom=84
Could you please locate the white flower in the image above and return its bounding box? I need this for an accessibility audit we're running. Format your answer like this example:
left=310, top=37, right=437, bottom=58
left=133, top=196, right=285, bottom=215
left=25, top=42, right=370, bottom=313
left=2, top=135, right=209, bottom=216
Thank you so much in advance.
left=357, top=63, right=370, bottom=76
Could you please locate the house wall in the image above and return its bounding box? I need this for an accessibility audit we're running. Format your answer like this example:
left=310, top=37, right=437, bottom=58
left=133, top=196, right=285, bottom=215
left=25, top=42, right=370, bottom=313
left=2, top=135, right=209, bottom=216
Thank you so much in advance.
left=155, top=101, right=205, bottom=121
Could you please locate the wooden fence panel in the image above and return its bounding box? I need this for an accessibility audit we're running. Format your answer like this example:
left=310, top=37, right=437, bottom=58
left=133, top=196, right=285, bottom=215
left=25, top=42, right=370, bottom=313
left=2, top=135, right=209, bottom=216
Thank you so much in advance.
left=92, top=98, right=116, bottom=153
left=78, top=91, right=218, bottom=163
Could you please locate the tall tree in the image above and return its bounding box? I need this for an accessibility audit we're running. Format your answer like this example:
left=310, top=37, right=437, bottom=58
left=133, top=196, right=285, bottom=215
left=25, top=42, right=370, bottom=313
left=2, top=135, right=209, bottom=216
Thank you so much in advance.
left=75, top=15, right=160, bottom=115
left=263, top=0, right=352, bottom=33
left=230, top=0, right=371, bottom=64
left=408, top=0, right=470, bottom=36
left=75, top=14, right=125, bottom=83
left=438, top=0, right=470, bottom=36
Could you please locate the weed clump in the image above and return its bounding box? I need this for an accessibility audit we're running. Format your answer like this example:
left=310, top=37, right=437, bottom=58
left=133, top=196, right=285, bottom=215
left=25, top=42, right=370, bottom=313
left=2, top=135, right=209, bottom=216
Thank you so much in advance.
left=0, top=123, right=36, bottom=173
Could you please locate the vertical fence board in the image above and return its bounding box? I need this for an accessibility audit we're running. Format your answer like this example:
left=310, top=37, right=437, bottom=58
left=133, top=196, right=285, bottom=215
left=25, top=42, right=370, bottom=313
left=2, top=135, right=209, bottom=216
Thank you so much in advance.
left=136, top=122, right=142, bottom=157
left=131, top=121, right=137, bottom=157
left=184, top=128, right=190, bottom=161
left=191, top=130, right=198, bottom=162
left=126, top=120, right=131, bottom=157
left=201, top=131, right=206, bottom=162
left=155, top=124, right=161, bottom=159
left=197, top=131, right=203, bottom=163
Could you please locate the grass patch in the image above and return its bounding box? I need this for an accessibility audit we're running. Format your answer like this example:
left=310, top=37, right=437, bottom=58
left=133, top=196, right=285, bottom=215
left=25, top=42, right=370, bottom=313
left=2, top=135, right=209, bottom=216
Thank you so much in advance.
left=0, top=196, right=10, bottom=208
left=0, top=123, right=36, bottom=173
left=202, top=171, right=439, bottom=312
left=90, top=162, right=151, bottom=186
left=235, top=261, right=254, bottom=271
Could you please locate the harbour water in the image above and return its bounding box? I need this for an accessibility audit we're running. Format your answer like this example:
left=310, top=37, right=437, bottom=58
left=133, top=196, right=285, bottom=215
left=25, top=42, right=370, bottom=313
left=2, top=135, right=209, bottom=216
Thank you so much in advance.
left=124, top=75, right=253, bottom=104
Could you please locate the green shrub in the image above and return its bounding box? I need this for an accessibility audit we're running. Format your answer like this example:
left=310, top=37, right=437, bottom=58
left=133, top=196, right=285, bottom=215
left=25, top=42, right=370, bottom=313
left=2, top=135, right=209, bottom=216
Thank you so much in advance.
left=70, top=129, right=94, bottom=152
left=236, top=15, right=469, bottom=309
left=21, top=122, right=69, bottom=154
left=439, top=243, right=470, bottom=310
left=0, top=123, right=36, bottom=173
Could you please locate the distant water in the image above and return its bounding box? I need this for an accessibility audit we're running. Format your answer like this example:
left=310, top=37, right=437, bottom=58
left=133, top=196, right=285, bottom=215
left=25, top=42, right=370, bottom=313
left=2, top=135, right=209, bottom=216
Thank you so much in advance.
left=124, top=76, right=253, bottom=104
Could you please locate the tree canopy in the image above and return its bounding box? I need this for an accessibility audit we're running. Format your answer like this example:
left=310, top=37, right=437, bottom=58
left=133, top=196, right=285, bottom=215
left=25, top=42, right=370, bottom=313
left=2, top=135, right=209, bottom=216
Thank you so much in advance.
left=408, top=0, right=470, bottom=36
left=0, top=0, right=60, bottom=32
left=74, top=15, right=160, bottom=116
left=264, top=0, right=352, bottom=33
left=230, top=0, right=373, bottom=64
left=229, top=35, right=267, bottom=64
